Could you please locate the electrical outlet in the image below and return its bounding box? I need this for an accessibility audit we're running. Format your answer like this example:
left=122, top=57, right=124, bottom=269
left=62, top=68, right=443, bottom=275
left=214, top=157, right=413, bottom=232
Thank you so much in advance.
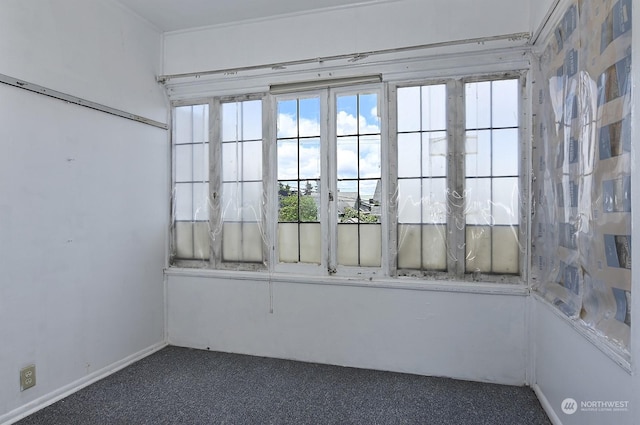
left=20, top=365, right=36, bottom=391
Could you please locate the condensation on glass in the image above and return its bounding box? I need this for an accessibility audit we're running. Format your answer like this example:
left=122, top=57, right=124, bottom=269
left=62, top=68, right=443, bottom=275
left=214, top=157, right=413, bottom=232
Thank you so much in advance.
left=221, top=100, right=263, bottom=263
left=276, top=96, right=322, bottom=264
left=336, top=92, right=382, bottom=267
left=173, top=104, right=210, bottom=260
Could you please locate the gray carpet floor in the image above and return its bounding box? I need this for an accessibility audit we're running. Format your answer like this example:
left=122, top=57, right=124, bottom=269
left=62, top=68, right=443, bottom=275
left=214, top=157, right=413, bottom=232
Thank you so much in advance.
left=17, top=346, right=551, bottom=425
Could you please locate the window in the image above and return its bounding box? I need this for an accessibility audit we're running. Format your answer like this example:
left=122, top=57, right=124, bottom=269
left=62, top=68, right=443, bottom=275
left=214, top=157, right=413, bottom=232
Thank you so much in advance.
left=394, top=77, right=521, bottom=277
left=170, top=75, right=524, bottom=280
left=219, top=98, right=264, bottom=265
left=276, top=96, right=322, bottom=265
left=396, top=84, right=448, bottom=271
left=172, top=104, right=210, bottom=261
left=273, top=88, right=383, bottom=273
left=464, top=80, right=520, bottom=274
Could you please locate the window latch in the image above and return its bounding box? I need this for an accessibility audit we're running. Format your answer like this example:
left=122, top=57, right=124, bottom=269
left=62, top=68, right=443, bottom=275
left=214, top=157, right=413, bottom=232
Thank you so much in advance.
left=329, top=191, right=334, bottom=202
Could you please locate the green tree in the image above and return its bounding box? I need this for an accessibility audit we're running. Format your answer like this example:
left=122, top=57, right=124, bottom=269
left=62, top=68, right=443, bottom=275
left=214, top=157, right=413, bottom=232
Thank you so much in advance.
left=279, top=194, right=318, bottom=222
left=340, top=207, right=379, bottom=223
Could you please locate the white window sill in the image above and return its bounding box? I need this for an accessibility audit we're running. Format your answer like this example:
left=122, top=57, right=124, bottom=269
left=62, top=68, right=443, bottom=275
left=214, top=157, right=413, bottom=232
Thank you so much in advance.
left=164, top=267, right=529, bottom=296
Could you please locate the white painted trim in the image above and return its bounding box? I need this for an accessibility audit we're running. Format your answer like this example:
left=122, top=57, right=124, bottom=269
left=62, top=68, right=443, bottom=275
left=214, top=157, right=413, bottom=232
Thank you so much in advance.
left=0, top=73, right=168, bottom=130
left=533, top=383, right=564, bottom=425
left=533, top=294, right=632, bottom=372
left=164, top=46, right=531, bottom=101
left=0, top=342, right=168, bottom=425
left=164, top=267, right=529, bottom=296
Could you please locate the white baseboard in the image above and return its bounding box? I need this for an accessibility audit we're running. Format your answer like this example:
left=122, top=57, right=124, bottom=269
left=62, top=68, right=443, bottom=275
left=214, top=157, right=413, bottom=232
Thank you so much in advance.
left=533, top=383, right=563, bottom=425
left=0, top=341, right=168, bottom=425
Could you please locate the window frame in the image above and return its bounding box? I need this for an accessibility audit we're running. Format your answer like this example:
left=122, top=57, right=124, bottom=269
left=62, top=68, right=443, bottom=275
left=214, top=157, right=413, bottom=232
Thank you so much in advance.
left=388, top=72, right=529, bottom=283
left=211, top=93, right=269, bottom=271
left=169, top=73, right=529, bottom=283
left=170, top=97, right=213, bottom=268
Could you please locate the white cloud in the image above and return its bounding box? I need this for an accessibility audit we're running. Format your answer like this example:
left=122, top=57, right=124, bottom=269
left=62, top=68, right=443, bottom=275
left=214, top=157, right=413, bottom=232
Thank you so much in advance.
left=278, top=112, right=380, bottom=193
left=277, top=113, right=319, bottom=138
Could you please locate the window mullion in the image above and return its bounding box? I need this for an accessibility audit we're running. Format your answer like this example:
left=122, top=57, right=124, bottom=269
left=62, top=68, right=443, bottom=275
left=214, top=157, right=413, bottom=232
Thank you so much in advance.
left=210, top=98, right=221, bottom=268
left=325, top=89, right=336, bottom=274
left=387, top=84, right=398, bottom=277
left=447, top=79, right=466, bottom=276
left=262, top=96, right=274, bottom=269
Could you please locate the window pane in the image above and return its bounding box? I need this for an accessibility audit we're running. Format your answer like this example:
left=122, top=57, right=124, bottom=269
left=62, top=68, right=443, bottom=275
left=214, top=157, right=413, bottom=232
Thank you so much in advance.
left=465, top=178, right=491, bottom=225
left=337, top=224, right=359, bottom=266
left=422, top=178, right=447, bottom=224
left=466, top=81, right=491, bottom=129
left=422, top=224, right=447, bottom=270
left=337, top=95, right=357, bottom=135
left=278, top=223, right=299, bottom=263
left=175, top=144, right=193, bottom=182
left=277, top=139, right=299, bottom=180
left=175, top=221, right=193, bottom=259
left=398, top=179, right=421, bottom=223
left=278, top=181, right=300, bottom=223
left=337, top=136, right=358, bottom=179
left=299, top=138, right=321, bottom=179
left=359, top=93, right=380, bottom=134
left=492, top=226, right=519, bottom=274
left=492, top=79, right=518, bottom=128
left=222, top=102, right=238, bottom=142
left=175, top=106, right=192, bottom=144
left=492, top=129, right=518, bottom=176
left=299, top=97, right=320, bottom=137
left=174, top=183, right=193, bottom=221
left=193, top=222, right=211, bottom=260
left=424, top=131, right=447, bottom=177
left=465, top=130, right=491, bottom=177
left=398, top=224, right=421, bottom=269
left=359, top=136, right=381, bottom=178
left=421, top=84, right=446, bottom=131
left=277, top=99, right=298, bottom=138
left=359, top=224, right=382, bottom=267
left=466, top=225, right=491, bottom=272
left=398, top=133, right=421, bottom=178
left=242, top=100, right=262, bottom=140
left=192, top=143, right=209, bottom=182
left=242, top=140, right=262, bottom=181
left=192, top=104, right=209, bottom=143
left=222, top=142, right=239, bottom=181
left=492, top=178, right=519, bottom=225
left=300, top=223, right=322, bottom=264
left=397, top=87, right=421, bottom=132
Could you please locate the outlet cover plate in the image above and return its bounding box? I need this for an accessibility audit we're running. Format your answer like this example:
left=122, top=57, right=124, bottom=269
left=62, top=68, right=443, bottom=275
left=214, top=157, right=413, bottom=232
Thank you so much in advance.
left=20, top=365, right=36, bottom=391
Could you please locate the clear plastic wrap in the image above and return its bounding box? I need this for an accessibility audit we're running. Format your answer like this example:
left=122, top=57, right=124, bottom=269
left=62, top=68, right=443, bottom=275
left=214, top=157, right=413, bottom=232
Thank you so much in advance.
left=532, top=0, right=632, bottom=350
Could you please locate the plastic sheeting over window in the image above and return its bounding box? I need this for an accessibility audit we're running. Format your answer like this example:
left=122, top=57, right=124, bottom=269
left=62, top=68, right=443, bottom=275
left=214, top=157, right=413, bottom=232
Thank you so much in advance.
left=532, top=0, right=632, bottom=350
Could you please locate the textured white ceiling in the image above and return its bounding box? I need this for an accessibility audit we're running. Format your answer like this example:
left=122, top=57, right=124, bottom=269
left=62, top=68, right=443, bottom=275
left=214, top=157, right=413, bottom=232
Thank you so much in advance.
left=116, top=0, right=393, bottom=32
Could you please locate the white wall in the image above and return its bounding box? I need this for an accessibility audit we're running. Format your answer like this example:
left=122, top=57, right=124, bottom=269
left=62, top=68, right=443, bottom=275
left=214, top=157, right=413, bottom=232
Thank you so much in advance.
left=162, top=0, right=531, bottom=76
left=0, top=1, right=168, bottom=423
left=532, top=297, right=633, bottom=425
left=167, top=274, right=529, bottom=385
